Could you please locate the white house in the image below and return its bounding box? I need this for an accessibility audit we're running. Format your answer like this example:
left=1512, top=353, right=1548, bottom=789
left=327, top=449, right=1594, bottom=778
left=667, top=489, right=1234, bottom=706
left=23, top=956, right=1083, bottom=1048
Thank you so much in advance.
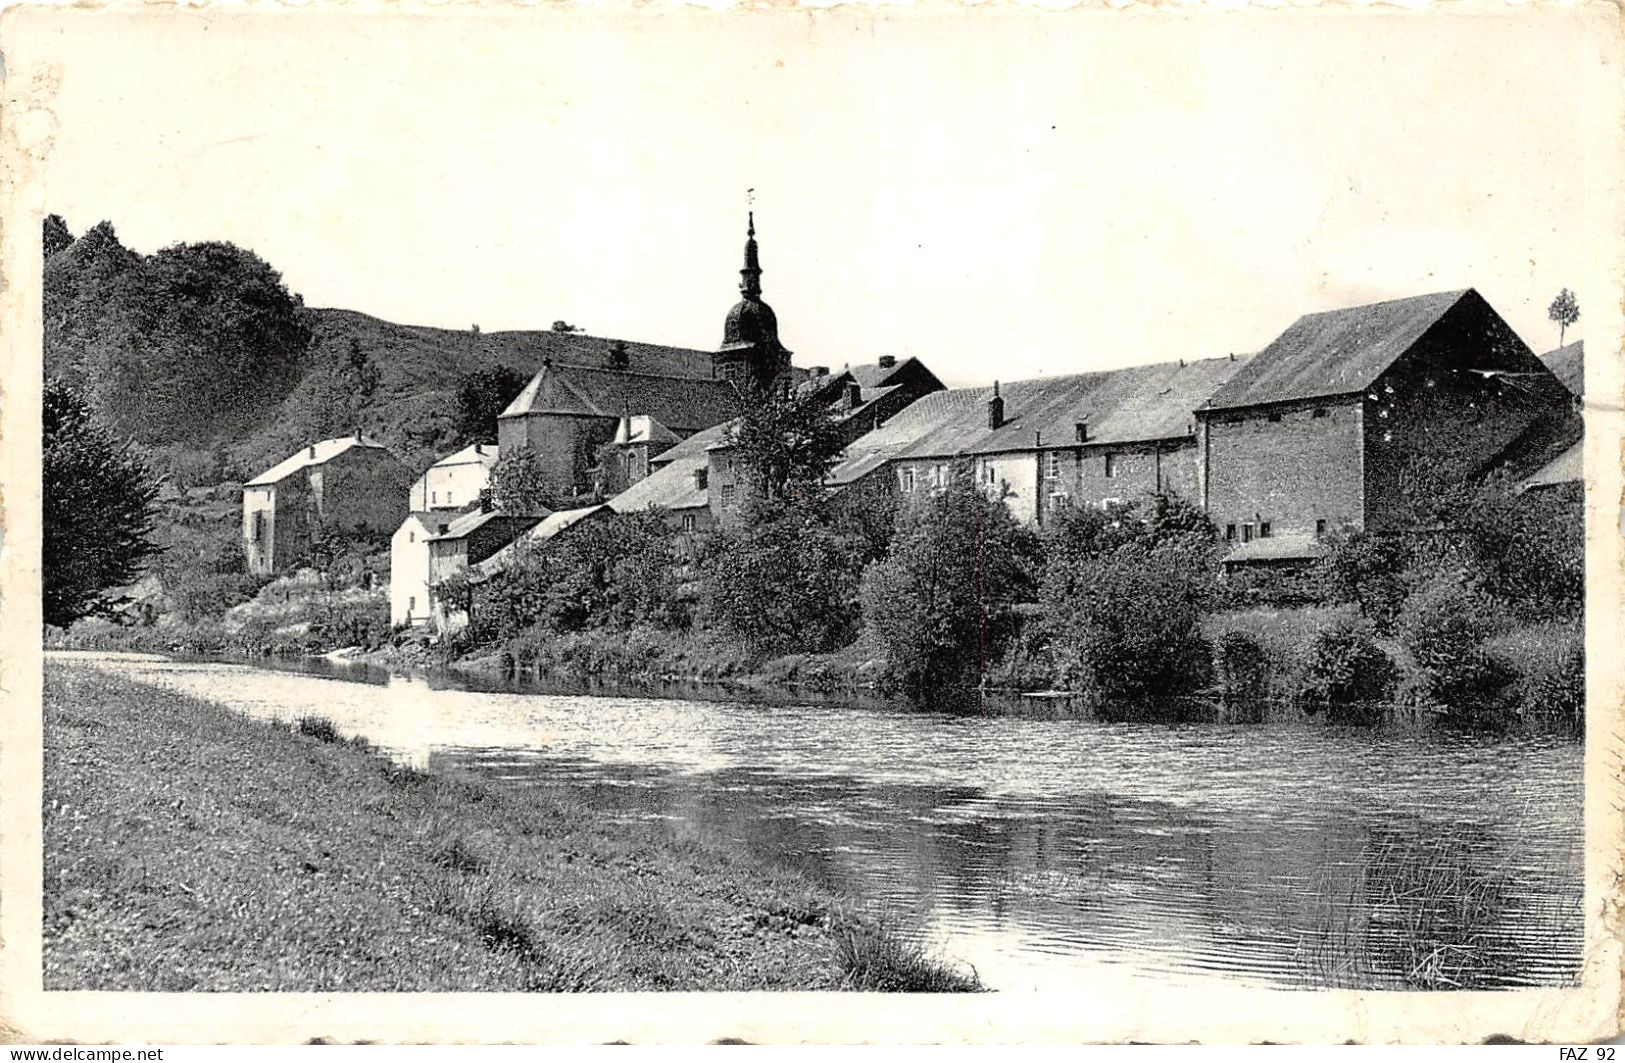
left=391, top=510, right=461, bottom=626
left=408, top=443, right=500, bottom=511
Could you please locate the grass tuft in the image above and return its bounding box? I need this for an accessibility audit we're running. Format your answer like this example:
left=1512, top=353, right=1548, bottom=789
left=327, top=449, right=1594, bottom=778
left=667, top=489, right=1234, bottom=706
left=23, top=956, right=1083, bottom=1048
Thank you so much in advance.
left=294, top=715, right=341, bottom=743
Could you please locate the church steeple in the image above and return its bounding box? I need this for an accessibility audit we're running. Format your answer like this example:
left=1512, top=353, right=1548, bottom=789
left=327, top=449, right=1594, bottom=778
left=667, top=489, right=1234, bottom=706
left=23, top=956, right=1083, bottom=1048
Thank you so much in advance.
left=740, top=211, right=762, bottom=299
left=717, top=205, right=791, bottom=397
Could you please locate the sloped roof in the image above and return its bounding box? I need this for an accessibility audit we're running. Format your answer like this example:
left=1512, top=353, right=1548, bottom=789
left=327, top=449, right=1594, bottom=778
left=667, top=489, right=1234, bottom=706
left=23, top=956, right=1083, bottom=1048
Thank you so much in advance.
left=648, top=420, right=735, bottom=470
left=1222, top=533, right=1328, bottom=565
left=429, top=443, right=501, bottom=469
left=607, top=444, right=713, bottom=514
left=245, top=436, right=393, bottom=487
left=425, top=508, right=542, bottom=543
left=825, top=388, right=994, bottom=485
left=1520, top=438, right=1583, bottom=492
left=1540, top=340, right=1584, bottom=399
left=612, top=415, right=681, bottom=448
left=469, top=505, right=613, bottom=581
left=866, top=356, right=1251, bottom=464
left=1203, top=290, right=1471, bottom=411
left=499, top=363, right=741, bottom=432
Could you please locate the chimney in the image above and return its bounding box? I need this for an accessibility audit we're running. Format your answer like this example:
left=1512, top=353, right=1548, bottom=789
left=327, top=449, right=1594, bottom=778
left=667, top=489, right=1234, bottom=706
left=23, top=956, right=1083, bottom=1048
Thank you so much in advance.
left=988, top=382, right=1005, bottom=430
left=846, top=382, right=863, bottom=410
left=1075, top=420, right=1089, bottom=443
left=878, top=354, right=897, bottom=369
left=1228, top=352, right=1236, bottom=362
left=474, top=443, right=483, bottom=456
left=694, top=468, right=709, bottom=490
left=308, top=445, right=317, bottom=459
left=479, top=493, right=493, bottom=514
left=355, top=429, right=363, bottom=442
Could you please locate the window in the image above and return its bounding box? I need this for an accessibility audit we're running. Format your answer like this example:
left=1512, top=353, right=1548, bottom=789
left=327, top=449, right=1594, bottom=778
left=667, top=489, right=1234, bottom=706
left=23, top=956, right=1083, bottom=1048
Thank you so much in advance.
left=409, top=595, right=416, bottom=612
left=431, top=490, right=437, bottom=503
left=985, top=465, right=997, bottom=485
left=251, top=511, right=263, bottom=543
left=901, top=468, right=916, bottom=493
left=1312, top=407, right=1328, bottom=419
left=1241, top=523, right=1254, bottom=543
left=1049, top=492, right=1069, bottom=511
left=720, top=485, right=736, bottom=507
left=1046, top=452, right=1061, bottom=480
left=1259, top=521, right=1272, bottom=539
left=408, top=531, right=415, bottom=543
left=1225, top=524, right=1236, bottom=541
left=681, top=514, right=697, bottom=533
left=1315, top=519, right=1327, bottom=537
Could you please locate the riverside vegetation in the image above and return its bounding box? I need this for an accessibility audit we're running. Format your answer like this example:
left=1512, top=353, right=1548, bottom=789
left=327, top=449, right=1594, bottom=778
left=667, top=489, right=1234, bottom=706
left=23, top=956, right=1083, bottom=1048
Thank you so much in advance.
left=44, top=662, right=978, bottom=992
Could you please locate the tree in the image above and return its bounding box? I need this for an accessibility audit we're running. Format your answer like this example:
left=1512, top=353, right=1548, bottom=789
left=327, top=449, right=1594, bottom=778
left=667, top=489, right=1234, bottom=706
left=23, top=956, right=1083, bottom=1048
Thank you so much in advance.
left=55, top=238, right=312, bottom=444
left=340, top=337, right=381, bottom=431
left=43, top=214, right=74, bottom=260
left=42, top=376, right=160, bottom=628
left=452, top=364, right=529, bottom=446
left=486, top=445, right=557, bottom=513
left=725, top=386, right=845, bottom=517
left=1548, top=288, right=1580, bottom=346
left=860, top=468, right=1040, bottom=698
left=700, top=507, right=865, bottom=657
left=1040, top=494, right=1220, bottom=703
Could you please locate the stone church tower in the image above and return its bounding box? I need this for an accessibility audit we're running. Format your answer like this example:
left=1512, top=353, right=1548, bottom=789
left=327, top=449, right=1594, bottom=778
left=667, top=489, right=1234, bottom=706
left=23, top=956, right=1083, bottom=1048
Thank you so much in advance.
left=715, top=212, right=792, bottom=396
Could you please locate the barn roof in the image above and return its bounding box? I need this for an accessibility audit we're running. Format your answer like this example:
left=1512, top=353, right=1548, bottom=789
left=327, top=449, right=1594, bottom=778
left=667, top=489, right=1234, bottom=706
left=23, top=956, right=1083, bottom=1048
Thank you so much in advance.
left=1540, top=340, right=1584, bottom=399
left=608, top=440, right=715, bottom=514
left=499, top=363, right=741, bottom=433
left=245, top=435, right=394, bottom=487
left=1202, top=290, right=1472, bottom=411
left=425, top=508, right=542, bottom=543
left=867, top=356, right=1252, bottom=463
left=824, top=388, right=994, bottom=485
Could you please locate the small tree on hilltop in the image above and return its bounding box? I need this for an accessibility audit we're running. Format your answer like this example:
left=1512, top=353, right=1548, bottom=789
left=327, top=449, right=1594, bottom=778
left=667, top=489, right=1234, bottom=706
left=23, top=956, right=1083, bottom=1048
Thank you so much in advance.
left=43, top=376, right=160, bottom=628
left=861, top=468, right=1041, bottom=699
left=43, top=214, right=74, bottom=260
left=486, top=445, right=556, bottom=514
left=1548, top=288, right=1580, bottom=347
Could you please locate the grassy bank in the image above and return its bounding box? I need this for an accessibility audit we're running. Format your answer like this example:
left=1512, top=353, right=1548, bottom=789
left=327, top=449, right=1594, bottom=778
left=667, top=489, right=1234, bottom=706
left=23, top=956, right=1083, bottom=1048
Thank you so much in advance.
left=43, top=662, right=977, bottom=992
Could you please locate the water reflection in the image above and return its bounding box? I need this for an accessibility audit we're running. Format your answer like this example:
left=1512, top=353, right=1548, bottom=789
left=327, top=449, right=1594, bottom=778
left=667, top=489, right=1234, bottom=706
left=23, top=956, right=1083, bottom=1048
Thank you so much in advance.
left=51, top=651, right=1584, bottom=992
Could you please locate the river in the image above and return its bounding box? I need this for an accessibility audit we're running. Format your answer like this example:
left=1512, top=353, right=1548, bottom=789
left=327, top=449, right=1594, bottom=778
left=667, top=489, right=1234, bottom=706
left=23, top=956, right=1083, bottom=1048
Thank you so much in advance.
left=51, top=651, right=1585, bottom=994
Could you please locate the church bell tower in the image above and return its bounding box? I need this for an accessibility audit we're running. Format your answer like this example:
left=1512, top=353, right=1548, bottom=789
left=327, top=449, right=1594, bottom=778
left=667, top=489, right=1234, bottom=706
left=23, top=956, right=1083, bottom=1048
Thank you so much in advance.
left=716, top=211, right=791, bottom=397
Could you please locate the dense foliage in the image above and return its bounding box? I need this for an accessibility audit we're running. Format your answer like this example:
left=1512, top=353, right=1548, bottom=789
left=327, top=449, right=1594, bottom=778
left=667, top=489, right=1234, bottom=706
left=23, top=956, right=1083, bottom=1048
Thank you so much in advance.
left=453, top=365, right=529, bottom=446
left=45, top=221, right=311, bottom=445
left=860, top=470, right=1040, bottom=697
left=43, top=377, right=161, bottom=628
left=1040, top=495, right=1219, bottom=704
left=724, top=387, right=845, bottom=513
left=485, top=445, right=557, bottom=514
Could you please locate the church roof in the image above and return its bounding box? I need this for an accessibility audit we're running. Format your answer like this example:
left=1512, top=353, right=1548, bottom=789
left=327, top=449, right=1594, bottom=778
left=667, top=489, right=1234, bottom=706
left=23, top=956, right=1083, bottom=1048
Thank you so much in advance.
left=499, top=362, right=741, bottom=433
left=1202, top=290, right=1473, bottom=411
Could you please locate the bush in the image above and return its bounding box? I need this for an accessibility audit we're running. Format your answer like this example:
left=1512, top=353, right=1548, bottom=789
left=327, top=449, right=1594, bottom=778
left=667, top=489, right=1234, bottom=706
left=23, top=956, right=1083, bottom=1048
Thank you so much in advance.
left=307, top=596, right=391, bottom=652
left=1486, top=622, right=1585, bottom=733
left=1301, top=615, right=1396, bottom=709
left=1320, top=529, right=1410, bottom=633
left=1040, top=494, right=1219, bottom=705
left=1395, top=576, right=1513, bottom=711
left=702, top=507, right=865, bottom=659
left=295, top=715, right=341, bottom=743
left=1212, top=630, right=1270, bottom=705
left=861, top=470, right=1039, bottom=697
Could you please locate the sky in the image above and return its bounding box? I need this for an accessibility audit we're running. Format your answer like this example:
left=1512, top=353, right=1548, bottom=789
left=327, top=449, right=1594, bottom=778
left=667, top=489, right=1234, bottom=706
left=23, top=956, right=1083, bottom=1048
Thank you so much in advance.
left=19, top=6, right=1624, bottom=388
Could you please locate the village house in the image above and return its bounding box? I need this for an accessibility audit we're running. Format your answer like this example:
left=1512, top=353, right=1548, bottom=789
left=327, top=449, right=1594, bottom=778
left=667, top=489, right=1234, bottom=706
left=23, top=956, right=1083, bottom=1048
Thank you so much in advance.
left=423, top=506, right=546, bottom=632
left=390, top=507, right=470, bottom=627
left=243, top=433, right=411, bottom=576
left=1195, top=289, right=1574, bottom=564
left=408, top=443, right=500, bottom=511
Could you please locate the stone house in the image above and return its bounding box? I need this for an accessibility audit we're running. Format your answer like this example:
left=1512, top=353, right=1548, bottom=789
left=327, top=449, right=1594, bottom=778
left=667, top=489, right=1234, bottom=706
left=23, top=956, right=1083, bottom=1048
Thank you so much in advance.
left=409, top=443, right=500, bottom=511
left=242, top=434, right=411, bottom=576
left=1195, top=289, right=1573, bottom=558
left=861, top=356, right=1252, bottom=527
